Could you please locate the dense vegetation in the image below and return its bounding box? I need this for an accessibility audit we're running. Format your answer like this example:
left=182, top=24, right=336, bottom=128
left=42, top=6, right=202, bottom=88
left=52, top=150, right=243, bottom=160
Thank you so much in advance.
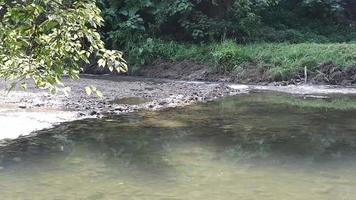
left=127, top=39, right=356, bottom=80
left=98, top=0, right=356, bottom=45
left=0, top=0, right=126, bottom=93
left=97, top=0, right=356, bottom=83
left=1, top=0, right=356, bottom=86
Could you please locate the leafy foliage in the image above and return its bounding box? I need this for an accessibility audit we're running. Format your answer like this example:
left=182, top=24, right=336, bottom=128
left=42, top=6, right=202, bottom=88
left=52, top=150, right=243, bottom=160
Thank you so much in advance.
left=98, top=0, right=356, bottom=47
left=128, top=39, right=356, bottom=81
left=98, top=0, right=279, bottom=47
left=1, top=0, right=355, bottom=89
left=0, top=0, right=127, bottom=92
left=98, top=0, right=355, bottom=81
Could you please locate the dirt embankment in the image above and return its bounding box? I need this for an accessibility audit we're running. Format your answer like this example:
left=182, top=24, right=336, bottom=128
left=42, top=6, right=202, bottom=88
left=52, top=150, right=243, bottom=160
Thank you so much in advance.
left=138, top=60, right=356, bottom=86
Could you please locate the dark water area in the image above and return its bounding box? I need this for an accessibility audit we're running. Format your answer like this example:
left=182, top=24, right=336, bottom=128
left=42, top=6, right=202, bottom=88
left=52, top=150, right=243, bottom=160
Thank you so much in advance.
left=1, top=92, right=356, bottom=199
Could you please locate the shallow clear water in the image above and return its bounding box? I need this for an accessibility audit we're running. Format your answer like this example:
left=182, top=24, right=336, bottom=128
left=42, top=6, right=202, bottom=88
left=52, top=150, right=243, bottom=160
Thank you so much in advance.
left=1, top=92, right=356, bottom=200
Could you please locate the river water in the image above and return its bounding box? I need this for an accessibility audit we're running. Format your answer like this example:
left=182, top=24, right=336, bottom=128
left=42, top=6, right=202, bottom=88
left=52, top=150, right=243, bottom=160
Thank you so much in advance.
left=1, top=92, right=356, bottom=200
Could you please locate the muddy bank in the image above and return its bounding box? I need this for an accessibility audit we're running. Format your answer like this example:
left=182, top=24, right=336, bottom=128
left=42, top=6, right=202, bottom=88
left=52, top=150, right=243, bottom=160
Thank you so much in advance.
left=138, top=60, right=356, bottom=86
left=0, top=76, right=242, bottom=140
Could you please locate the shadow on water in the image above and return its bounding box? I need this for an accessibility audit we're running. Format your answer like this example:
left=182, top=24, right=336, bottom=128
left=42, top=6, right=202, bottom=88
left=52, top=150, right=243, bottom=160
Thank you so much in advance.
left=1, top=91, right=356, bottom=199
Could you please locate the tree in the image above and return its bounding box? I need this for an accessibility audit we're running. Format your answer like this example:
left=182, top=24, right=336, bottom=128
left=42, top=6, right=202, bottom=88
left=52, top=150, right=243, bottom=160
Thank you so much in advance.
left=98, top=0, right=282, bottom=45
left=0, top=0, right=127, bottom=93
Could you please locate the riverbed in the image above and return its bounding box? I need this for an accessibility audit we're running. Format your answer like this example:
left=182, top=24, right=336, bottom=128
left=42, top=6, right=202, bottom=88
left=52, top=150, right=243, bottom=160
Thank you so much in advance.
left=1, top=91, right=356, bottom=199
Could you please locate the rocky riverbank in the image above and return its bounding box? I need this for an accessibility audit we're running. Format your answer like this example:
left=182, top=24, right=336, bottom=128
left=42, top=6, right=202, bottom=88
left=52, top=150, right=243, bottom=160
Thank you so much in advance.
left=1, top=75, right=356, bottom=141
left=0, top=76, right=244, bottom=140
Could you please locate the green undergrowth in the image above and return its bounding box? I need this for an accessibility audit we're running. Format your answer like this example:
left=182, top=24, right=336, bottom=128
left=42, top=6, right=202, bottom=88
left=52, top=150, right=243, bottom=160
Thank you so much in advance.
left=128, top=39, right=356, bottom=81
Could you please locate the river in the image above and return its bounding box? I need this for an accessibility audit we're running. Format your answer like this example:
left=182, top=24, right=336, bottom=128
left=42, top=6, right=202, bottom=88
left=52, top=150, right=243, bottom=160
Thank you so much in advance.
left=1, top=91, right=356, bottom=199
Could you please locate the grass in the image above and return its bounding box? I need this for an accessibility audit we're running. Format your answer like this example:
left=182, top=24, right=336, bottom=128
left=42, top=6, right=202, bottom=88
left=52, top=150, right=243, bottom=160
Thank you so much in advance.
left=243, top=42, right=356, bottom=80
left=128, top=39, right=356, bottom=81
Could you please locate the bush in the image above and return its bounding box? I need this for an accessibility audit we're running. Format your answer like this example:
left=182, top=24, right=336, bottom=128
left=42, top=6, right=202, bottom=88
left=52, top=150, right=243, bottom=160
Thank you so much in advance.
left=244, top=42, right=356, bottom=80
left=97, top=0, right=356, bottom=46
left=129, top=40, right=356, bottom=81
left=211, top=41, right=253, bottom=72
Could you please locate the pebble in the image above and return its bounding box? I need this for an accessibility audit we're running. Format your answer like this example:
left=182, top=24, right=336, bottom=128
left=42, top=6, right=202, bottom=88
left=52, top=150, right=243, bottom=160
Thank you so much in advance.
left=114, top=107, right=123, bottom=111
left=158, top=101, right=168, bottom=105
left=78, top=112, right=86, bottom=116
left=90, top=111, right=99, bottom=116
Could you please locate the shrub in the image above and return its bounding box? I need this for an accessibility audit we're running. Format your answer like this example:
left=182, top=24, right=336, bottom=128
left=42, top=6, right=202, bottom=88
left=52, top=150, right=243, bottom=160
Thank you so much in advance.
left=211, top=41, right=253, bottom=72
left=129, top=40, right=356, bottom=81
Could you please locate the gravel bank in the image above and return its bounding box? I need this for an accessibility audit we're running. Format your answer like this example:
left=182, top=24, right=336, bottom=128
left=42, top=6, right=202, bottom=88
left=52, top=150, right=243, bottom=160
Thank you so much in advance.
left=1, top=75, right=356, bottom=141
left=0, top=75, right=244, bottom=140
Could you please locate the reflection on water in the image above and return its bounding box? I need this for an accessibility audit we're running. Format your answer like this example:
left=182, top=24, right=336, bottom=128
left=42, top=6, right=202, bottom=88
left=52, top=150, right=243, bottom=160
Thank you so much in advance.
left=1, top=92, right=356, bottom=200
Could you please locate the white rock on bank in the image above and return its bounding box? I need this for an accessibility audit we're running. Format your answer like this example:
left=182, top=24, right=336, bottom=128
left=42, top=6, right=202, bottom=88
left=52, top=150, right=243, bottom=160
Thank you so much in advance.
left=0, top=108, right=77, bottom=140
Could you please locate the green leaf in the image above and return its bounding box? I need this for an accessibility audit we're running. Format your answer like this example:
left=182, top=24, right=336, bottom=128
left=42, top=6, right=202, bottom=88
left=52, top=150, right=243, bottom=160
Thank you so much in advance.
left=98, top=58, right=106, bottom=68
left=0, top=0, right=126, bottom=93
left=95, top=90, right=103, bottom=98
left=20, top=82, right=27, bottom=90
left=85, top=86, right=92, bottom=96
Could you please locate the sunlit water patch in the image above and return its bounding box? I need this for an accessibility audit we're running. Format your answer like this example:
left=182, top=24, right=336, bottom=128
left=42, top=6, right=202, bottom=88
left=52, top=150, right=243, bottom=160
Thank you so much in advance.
left=1, top=92, right=356, bottom=200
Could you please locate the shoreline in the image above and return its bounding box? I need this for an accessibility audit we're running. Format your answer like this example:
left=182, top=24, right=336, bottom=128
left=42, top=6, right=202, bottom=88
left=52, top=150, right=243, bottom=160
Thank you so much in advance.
left=1, top=75, right=356, bottom=142
left=0, top=76, right=243, bottom=141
